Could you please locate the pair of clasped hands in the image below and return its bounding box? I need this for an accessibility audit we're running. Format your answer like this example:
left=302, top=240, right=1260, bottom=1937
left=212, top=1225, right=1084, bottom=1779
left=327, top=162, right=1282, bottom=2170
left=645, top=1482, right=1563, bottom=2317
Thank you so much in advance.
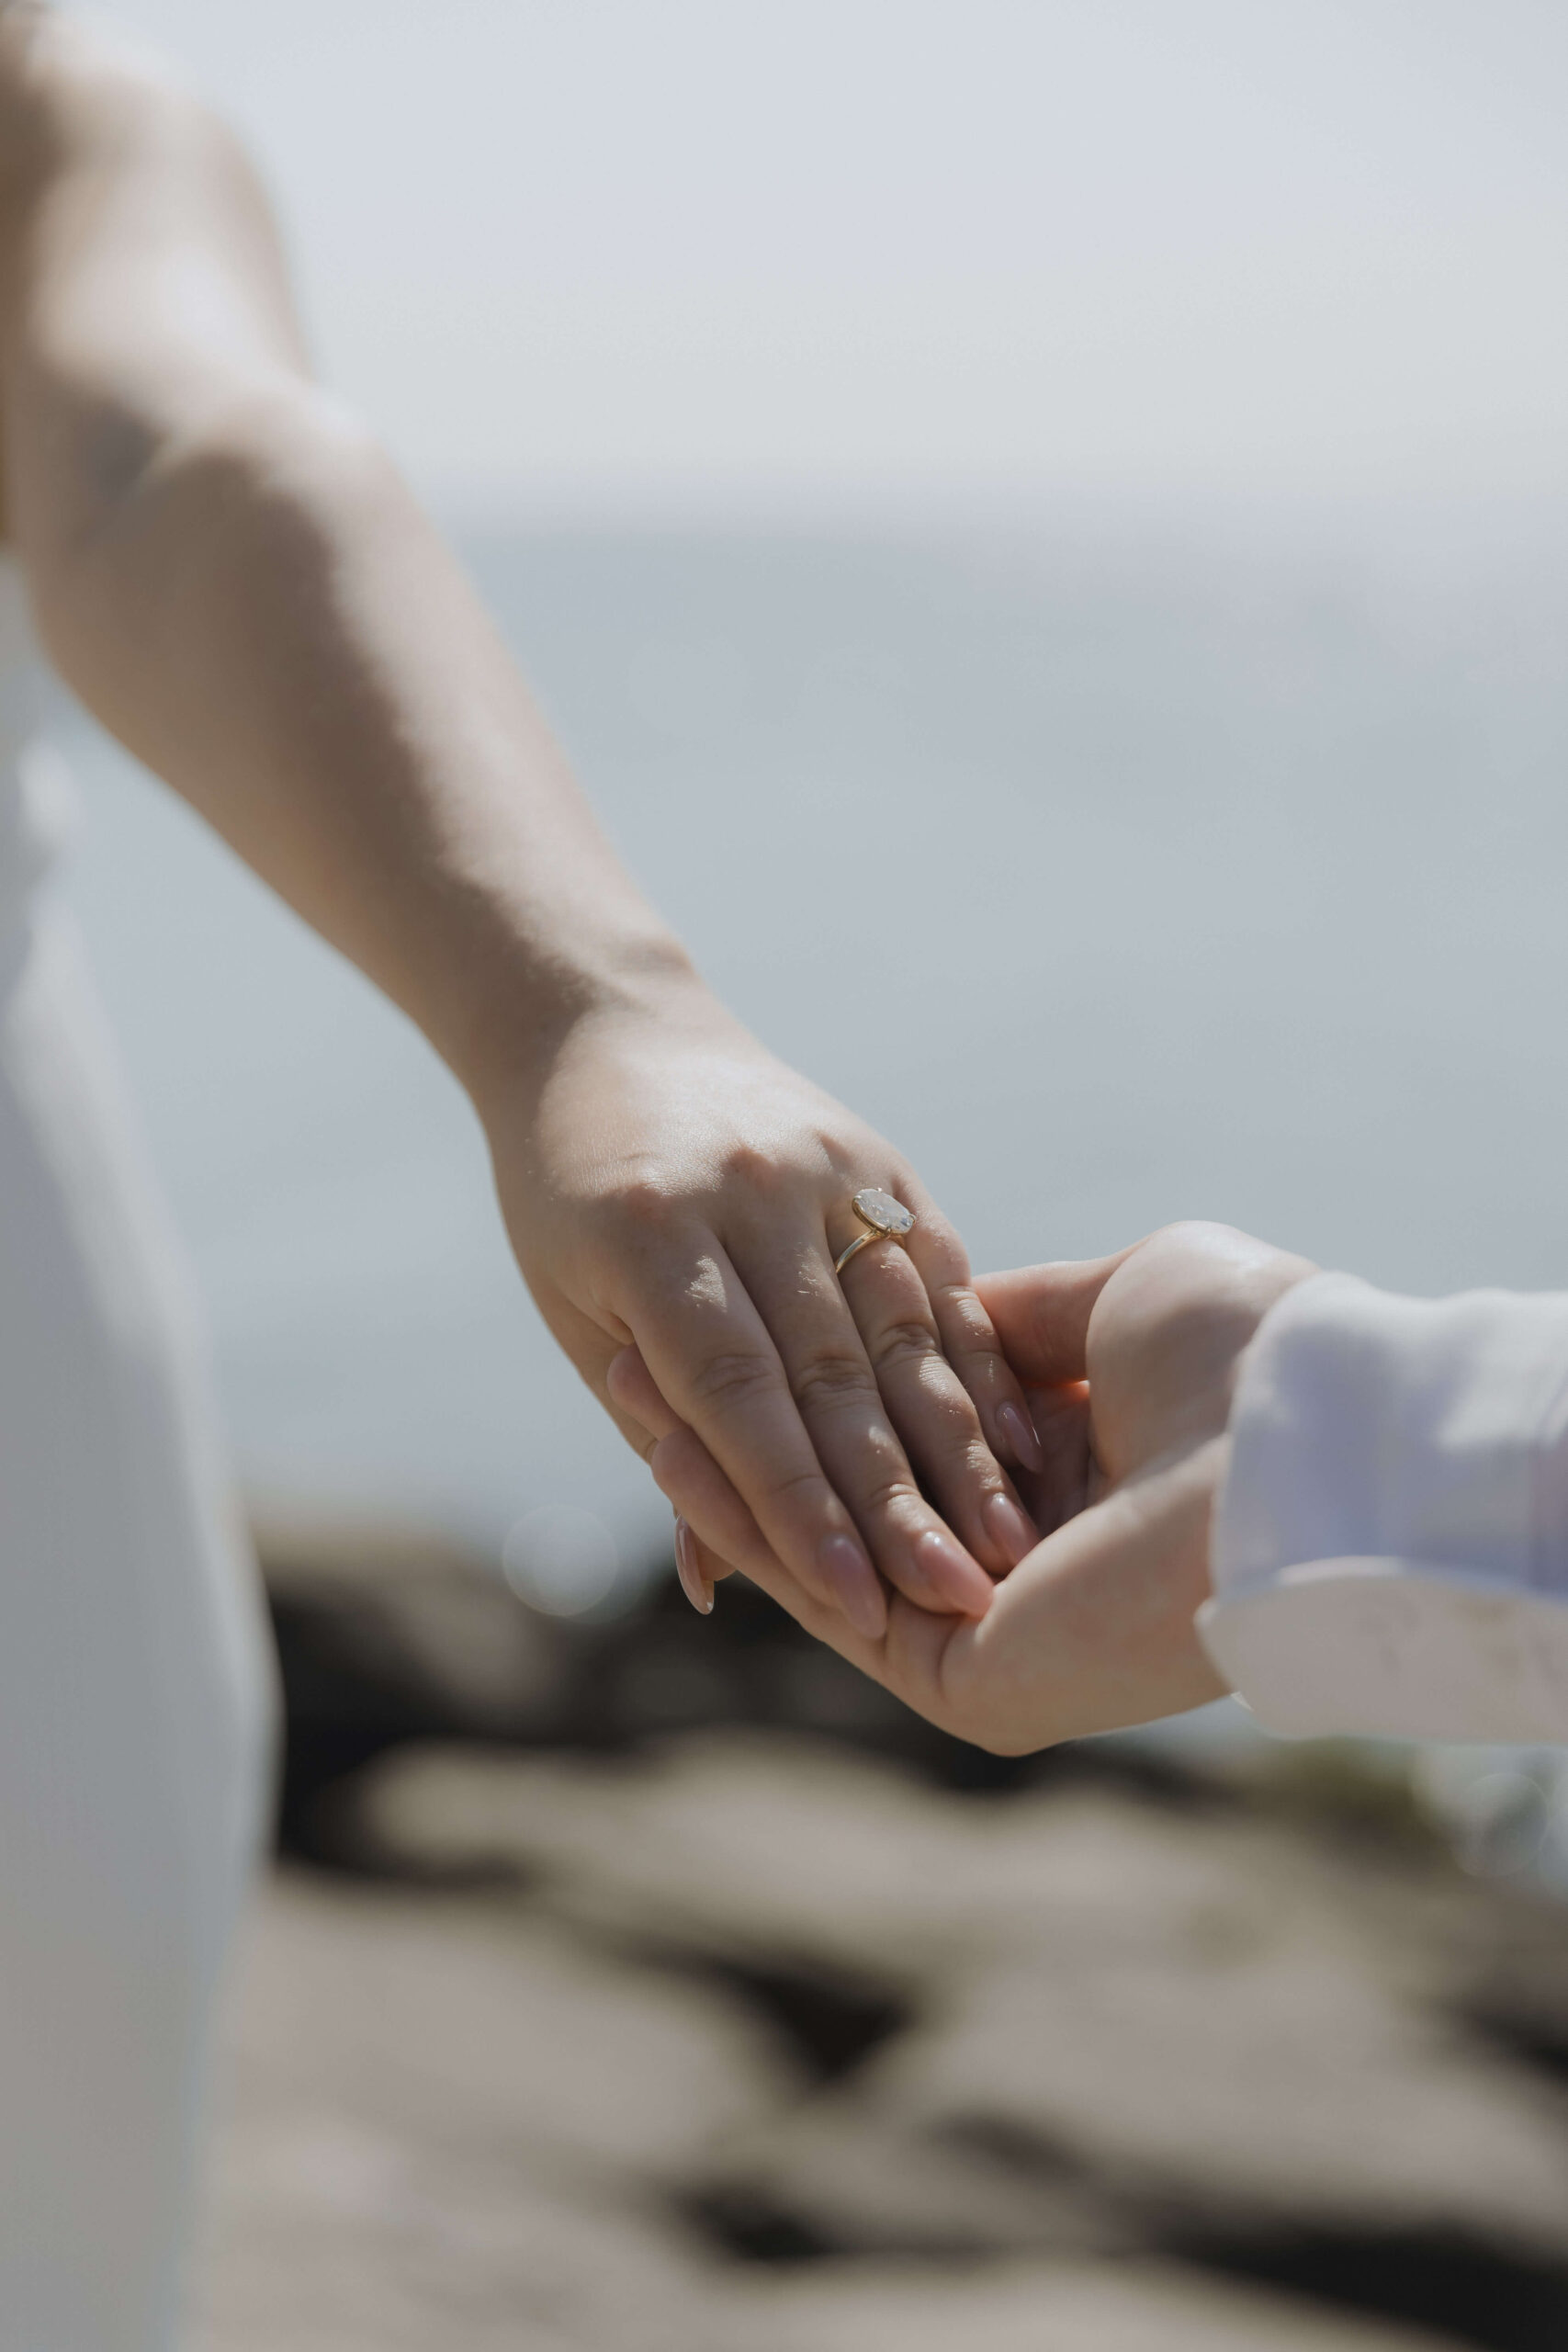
left=508, top=1002, right=1314, bottom=1757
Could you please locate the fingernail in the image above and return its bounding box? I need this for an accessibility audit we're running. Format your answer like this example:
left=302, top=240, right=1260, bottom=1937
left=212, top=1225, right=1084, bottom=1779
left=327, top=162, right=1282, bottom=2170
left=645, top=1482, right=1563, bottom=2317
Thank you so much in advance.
left=998, top=1400, right=1044, bottom=1475
left=913, top=1528, right=995, bottom=1617
left=674, top=1518, right=714, bottom=1615
left=984, top=1491, right=1038, bottom=1570
left=820, top=1532, right=888, bottom=1642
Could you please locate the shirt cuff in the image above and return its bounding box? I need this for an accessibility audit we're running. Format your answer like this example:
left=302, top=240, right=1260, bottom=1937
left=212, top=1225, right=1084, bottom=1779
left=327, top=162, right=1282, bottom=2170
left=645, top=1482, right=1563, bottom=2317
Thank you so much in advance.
left=1195, top=1272, right=1568, bottom=1743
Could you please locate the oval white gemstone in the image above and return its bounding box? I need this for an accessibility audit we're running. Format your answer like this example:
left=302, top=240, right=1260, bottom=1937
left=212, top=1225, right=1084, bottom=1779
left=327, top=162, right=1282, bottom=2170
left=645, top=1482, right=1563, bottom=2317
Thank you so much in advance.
left=853, top=1186, right=914, bottom=1236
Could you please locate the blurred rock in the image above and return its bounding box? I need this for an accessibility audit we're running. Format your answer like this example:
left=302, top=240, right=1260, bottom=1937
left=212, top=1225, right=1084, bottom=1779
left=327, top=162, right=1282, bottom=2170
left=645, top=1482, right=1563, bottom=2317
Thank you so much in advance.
left=346, top=1738, right=1568, bottom=2254
left=257, top=1520, right=577, bottom=1851
left=189, top=1866, right=1481, bottom=2352
left=232, top=1520, right=1568, bottom=2350
left=720, top=2261, right=1471, bottom=2352
left=256, top=1522, right=1051, bottom=1859
left=193, top=1724, right=1568, bottom=2352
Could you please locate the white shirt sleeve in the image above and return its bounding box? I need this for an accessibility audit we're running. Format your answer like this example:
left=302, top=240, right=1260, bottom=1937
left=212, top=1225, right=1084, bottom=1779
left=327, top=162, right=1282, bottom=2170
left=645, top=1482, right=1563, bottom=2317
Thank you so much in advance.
left=1195, top=1272, right=1568, bottom=1743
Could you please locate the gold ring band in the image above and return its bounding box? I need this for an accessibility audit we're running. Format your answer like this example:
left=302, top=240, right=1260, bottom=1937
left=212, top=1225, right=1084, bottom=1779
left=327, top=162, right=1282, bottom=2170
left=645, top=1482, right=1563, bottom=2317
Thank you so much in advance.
left=833, top=1229, right=883, bottom=1276
left=834, top=1185, right=917, bottom=1280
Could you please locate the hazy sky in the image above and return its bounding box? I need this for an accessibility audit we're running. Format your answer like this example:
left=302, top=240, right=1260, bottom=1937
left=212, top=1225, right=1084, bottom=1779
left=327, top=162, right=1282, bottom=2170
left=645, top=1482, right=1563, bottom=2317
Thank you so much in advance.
left=98, top=1, right=1568, bottom=517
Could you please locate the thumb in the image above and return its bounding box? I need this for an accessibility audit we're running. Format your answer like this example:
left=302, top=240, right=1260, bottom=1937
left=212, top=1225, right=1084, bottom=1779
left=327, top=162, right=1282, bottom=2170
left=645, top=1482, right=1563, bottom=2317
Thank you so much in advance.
left=975, top=1245, right=1141, bottom=1385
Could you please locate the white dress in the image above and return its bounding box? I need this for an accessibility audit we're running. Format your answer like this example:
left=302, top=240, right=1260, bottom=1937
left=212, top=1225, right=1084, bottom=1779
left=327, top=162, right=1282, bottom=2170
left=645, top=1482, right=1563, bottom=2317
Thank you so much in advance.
left=0, top=554, right=273, bottom=2347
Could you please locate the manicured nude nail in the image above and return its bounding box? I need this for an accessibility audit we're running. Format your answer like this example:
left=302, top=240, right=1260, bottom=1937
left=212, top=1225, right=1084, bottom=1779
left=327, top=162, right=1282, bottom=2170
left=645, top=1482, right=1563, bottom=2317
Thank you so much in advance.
left=820, top=1532, right=888, bottom=1642
left=985, top=1491, right=1038, bottom=1570
left=812, top=1530, right=873, bottom=1603
left=913, top=1529, right=995, bottom=1616
left=674, top=1518, right=714, bottom=1615
left=998, top=1400, right=1044, bottom=1475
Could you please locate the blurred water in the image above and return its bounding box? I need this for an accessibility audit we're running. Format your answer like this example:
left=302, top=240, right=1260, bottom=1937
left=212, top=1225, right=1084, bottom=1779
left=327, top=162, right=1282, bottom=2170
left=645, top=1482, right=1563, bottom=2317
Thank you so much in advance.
left=59, top=518, right=1568, bottom=1599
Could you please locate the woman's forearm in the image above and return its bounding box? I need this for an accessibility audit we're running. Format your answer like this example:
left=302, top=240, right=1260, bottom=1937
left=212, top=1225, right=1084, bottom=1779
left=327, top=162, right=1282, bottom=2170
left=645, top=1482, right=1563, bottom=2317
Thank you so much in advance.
left=31, top=391, right=700, bottom=1104
left=0, top=19, right=694, bottom=1107
left=0, top=13, right=1044, bottom=1634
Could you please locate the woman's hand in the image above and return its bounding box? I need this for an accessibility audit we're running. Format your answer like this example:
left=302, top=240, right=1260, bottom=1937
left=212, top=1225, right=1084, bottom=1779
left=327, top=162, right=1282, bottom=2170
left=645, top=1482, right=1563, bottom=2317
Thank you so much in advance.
left=0, top=22, right=1039, bottom=1633
left=482, top=975, right=1044, bottom=1636
left=617, top=1220, right=1315, bottom=1750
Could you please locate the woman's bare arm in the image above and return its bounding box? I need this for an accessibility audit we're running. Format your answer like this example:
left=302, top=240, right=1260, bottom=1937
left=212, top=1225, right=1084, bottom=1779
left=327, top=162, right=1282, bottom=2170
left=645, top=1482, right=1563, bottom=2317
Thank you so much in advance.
left=0, top=7, right=1043, bottom=1630
left=0, top=9, right=672, bottom=1094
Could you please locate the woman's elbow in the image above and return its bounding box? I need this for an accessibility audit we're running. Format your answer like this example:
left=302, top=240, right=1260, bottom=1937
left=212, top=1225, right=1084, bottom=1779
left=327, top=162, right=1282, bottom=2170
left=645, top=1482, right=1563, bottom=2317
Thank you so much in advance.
left=25, top=382, right=398, bottom=691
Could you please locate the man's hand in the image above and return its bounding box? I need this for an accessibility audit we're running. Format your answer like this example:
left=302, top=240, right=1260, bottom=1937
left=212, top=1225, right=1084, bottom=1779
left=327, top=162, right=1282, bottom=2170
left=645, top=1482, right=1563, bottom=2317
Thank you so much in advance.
left=614, top=1221, right=1316, bottom=1753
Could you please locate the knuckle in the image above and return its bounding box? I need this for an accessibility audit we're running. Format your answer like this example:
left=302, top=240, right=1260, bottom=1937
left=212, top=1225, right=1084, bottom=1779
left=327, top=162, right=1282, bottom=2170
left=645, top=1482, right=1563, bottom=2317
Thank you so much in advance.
left=688, top=1348, right=781, bottom=1414
left=762, top=1462, right=834, bottom=1511
left=925, top=1374, right=987, bottom=1436
left=870, top=1316, right=941, bottom=1376
left=859, top=1469, right=921, bottom=1519
left=931, top=1279, right=1001, bottom=1353
left=791, top=1345, right=877, bottom=1414
left=926, top=1266, right=983, bottom=1318
left=613, top=1178, right=682, bottom=1238
left=916, top=1395, right=988, bottom=1462
left=916, top=1210, right=970, bottom=1280
left=720, top=1138, right=793, bottom=1196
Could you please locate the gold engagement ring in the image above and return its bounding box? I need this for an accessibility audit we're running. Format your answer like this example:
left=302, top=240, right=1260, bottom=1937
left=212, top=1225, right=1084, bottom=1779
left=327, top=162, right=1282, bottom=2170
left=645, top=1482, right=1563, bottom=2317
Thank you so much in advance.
left=834, top=1186, right=917, bottom=1277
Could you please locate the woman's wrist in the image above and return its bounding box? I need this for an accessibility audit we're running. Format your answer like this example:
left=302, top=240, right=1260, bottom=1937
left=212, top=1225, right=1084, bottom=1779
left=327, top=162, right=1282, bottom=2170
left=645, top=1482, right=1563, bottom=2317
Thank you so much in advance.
left=450, top=911, right=732, bottom=1139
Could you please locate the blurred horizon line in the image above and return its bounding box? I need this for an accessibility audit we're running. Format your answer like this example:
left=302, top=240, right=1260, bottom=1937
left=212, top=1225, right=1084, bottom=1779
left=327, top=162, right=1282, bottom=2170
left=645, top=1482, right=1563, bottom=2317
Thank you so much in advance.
left=432, top=480, right=1568, bottom=561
